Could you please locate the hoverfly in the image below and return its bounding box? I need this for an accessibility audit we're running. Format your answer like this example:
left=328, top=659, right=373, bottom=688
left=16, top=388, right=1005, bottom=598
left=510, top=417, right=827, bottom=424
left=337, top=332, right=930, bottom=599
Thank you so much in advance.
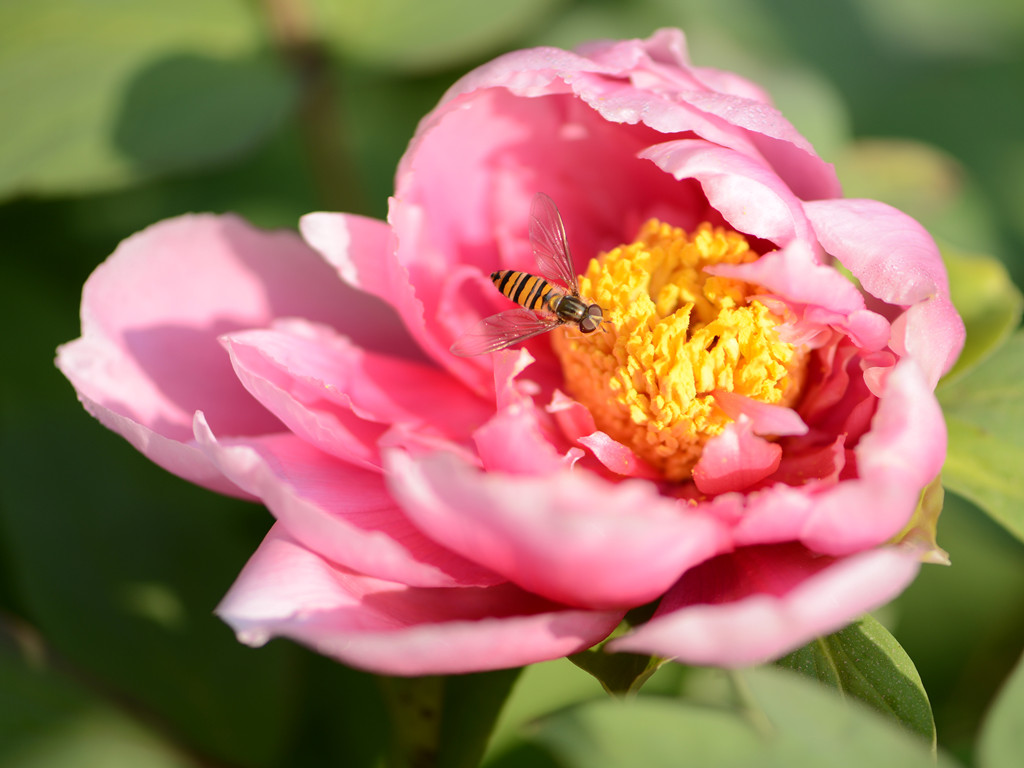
left=450, top=193, right=607, bottom=356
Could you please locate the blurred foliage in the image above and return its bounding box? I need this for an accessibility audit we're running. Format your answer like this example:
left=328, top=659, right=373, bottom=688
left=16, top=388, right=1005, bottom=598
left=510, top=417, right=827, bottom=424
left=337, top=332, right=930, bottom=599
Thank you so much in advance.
left=2, top=0, right=1023, bottom=766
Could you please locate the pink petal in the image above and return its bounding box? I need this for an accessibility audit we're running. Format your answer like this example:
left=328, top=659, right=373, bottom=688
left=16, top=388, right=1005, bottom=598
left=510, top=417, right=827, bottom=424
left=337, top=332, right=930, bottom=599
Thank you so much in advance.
left=216, top=526, right=623, bottom=675
left=385, top=450, right=731, bottom=609
left=220, top=320, right=490, bottom=469
left=640, top=139, right=811, bottom=245
left=712, top=391, right=808, bottom=436
left=707, top=241, right=866, bottom=318
left=730, top=360, right=944, bottom=554
left=609, top=543, right=920, bottom=666
left=692, top=418, right=783, bottom=495
left=804, top=198, right=965, bottom=383
left=473, top=405, right=570, bottom=474
left=298, top=211, right=424, bottom=360
left=800, top=360, right=946, bottom=553
left=577, top=432, right=662, bottom=479
left=57, top=214, right=372, bottom=490
left=193, top=414, right=500, bottom=588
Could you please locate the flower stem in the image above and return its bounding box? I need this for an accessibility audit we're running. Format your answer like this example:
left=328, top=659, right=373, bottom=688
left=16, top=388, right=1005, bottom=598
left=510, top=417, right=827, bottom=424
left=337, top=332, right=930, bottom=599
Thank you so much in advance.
left=378, top=676, right=445, bottom=768
left=259, top=0, right=366, bottom=213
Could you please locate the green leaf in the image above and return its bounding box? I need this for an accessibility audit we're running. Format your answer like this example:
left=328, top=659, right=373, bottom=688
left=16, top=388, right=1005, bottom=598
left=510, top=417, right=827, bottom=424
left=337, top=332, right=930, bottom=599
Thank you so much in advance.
left=308, top=0, right=558, bottom=72
left=528, top=696, right=762, bottom=768
left=740, top=667, right=961, bottom=768
left=524, top=667, right=956, bottom=768
left=0, top=641, right=199, bottom=768
left=938, top=331, right=1024, bottom=542
left=978, top=651, right=1024, bottom=768
left=0, top=0, right=296, bottom=199
left=941, top=246, right=1023, bottom=383
left=777, top=615, right=936, bottom=747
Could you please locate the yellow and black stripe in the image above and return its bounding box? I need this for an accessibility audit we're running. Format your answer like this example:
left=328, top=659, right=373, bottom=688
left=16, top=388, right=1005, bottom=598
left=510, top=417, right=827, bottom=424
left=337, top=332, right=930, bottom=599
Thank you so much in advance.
left=491, top=270, right=561, bottom=313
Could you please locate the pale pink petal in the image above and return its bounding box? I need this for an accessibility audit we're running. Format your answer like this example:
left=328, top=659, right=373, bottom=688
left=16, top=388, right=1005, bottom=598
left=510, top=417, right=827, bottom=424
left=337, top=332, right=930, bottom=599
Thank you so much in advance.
left=298, top=211, right=424, bottom=361
left=473, top=405, right=569, bottom=474
left=640, top=139, right=810, bottom=245
left=889, top=293, right=965, bottom=389
left=577, top=432, right=662, bottom=479
left=712, top=391, right=807, bottom=436
left=56, top=214, right=377, bottom=490
left=609, top=544, right=920, bottom=666
left=193, top=415, right=500, bottom=588
left=216, top=526, right=624, bottom=675
left=707, top=241, right=865, bottom=318
left=547, top=390, right=660, bottom=478
left=220, top=320, right=490, bottom=468
left=385, top=450, right=731, bottom=609
left=692, top=418, right=783, bottom=495
left=803, top=198, right=965, bottom=383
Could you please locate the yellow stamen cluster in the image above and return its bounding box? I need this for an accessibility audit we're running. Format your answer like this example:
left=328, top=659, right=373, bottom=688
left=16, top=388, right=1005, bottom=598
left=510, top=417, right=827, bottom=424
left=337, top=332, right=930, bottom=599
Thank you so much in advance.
left=552, top=220, right=806, bottom=481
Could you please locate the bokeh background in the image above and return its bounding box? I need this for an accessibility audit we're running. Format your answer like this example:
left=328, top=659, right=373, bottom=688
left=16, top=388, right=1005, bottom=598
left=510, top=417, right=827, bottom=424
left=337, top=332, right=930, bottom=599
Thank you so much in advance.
left=2, top=1, right=1023, bottom=766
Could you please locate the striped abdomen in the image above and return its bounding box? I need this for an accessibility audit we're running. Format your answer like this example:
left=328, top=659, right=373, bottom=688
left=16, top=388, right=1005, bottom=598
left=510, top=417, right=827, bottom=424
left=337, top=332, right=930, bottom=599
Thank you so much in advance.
left=491, top=270, right=563, bottom=313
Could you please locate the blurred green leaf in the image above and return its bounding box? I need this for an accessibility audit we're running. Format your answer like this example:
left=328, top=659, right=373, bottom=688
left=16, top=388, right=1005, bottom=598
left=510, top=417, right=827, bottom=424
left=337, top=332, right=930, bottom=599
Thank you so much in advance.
left=525, top=667, right=956, bottom=768
left=978, top=651, right=1024, bottom=768
left=942, top=246, right=1024, bottom=383
left=485, top=658, right=604, bottom=763
left=528, top=695, right=761, bottom=768
left=0, top=0, right=295, bottom=199
left=938, top=331, right=1024, bottom=542
left=777, top=615, right=936, bottom=747
left=0, top=411, right=297, bottom=767
left=0, top=641, right=198, bottom=768
left=308, top=0, right=558, bottom=72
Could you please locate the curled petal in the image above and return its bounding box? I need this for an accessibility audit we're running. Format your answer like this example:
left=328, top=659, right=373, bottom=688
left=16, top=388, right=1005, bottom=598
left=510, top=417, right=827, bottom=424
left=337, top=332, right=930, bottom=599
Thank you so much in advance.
left=640, top=139, right=810, bottom=245
left=216, top=526, right=623, bottom=676
left=692, top=418, right=783, bottom=495
left=609, top=543, right=920, bottom=666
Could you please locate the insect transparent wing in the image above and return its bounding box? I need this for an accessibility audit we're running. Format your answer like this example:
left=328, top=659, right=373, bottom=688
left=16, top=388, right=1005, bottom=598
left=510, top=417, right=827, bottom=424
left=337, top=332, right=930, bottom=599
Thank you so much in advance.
left=529, top=192, right=580, bottom=293
left=450, top=308, right=562, bottom=357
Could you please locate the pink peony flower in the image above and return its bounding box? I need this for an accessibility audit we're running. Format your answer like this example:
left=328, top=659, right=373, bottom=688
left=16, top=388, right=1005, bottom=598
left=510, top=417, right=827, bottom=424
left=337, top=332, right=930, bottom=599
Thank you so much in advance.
left=58, top=29, right=964, bottom=674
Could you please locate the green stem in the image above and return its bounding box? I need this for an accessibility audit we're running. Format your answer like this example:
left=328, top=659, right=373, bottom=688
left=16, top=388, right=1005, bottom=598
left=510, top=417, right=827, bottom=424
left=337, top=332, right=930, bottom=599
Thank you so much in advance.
left=726, top=669, right=776, bottom=741
left=259, top=0, right=365, bottom=213
left=378, top=676, right=445, bottom=768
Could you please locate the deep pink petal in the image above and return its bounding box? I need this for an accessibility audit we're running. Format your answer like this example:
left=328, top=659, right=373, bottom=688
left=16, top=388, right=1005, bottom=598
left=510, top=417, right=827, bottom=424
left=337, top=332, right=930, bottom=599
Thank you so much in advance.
left=193, top=415, right=500, bottom=588
left=729, top=360, right=944, bottom=553
left=216, top=526, right=623, bottom=675
left=385, top=450, right=731, bottom=609
left=693, top=418, right=783, bottom=495
left=609, top=544, right=920, bottom=666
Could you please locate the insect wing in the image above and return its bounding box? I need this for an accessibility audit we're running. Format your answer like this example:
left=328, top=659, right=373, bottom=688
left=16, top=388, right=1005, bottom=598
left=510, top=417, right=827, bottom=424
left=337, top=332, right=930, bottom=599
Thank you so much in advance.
left=450, top=308, right=562, bottom=357
left=529, top=192, right=580, bottom=293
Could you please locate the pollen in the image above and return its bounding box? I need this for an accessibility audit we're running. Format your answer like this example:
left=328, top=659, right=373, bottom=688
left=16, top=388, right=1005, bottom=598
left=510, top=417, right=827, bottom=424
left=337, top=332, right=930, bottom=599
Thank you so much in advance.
left=551, top=219, right=807, bottom=481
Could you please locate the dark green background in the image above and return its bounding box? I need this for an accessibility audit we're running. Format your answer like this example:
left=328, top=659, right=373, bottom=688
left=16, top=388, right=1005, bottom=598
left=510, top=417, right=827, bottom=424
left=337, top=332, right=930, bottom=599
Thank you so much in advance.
left=2, top=1, right=1022, bottom=766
